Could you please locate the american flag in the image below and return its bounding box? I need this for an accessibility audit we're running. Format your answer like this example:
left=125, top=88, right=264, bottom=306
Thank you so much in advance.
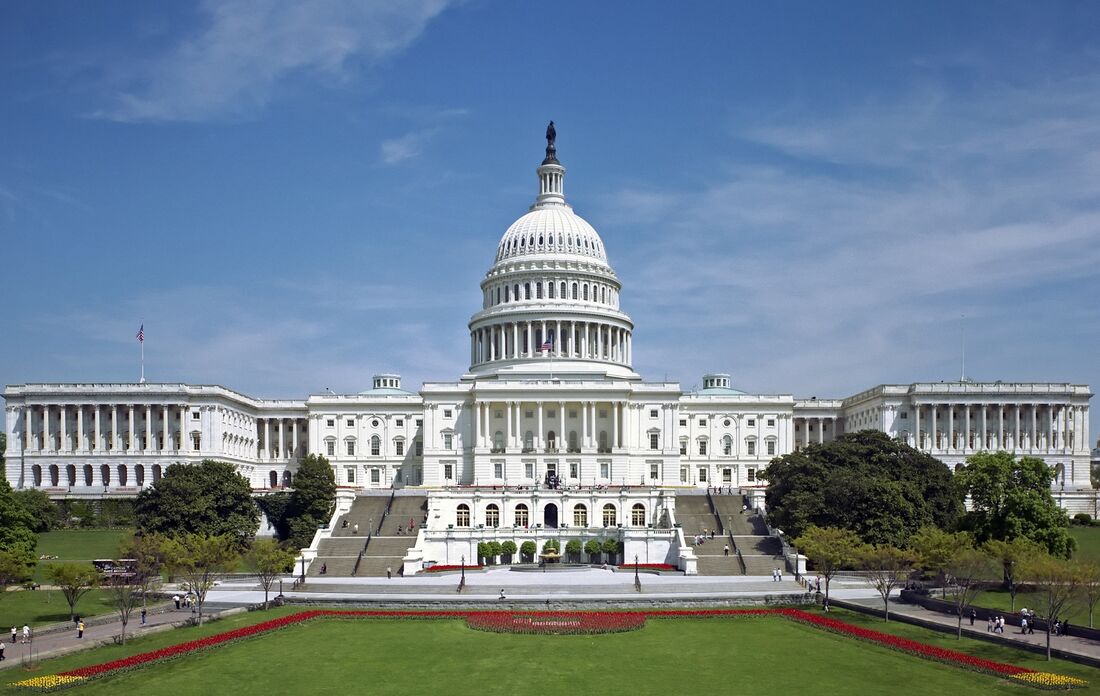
left=540, top=336, right=553, bottom=351
left=136, top=324, right=144, bottom=343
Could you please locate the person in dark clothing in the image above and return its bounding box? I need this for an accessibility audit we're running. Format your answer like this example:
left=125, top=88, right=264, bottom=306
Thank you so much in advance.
left=970, top=609, right=976, bottom=626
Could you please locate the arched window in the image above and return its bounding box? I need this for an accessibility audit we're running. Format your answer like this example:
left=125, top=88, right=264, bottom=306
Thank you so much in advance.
left=515, top=503, right=529, bottom=527
left=270, top=471, right=278, bottom=488
left=601, top=286, right=606, bottom=303
left=536, top=283, right=542, bottom=299
left=100, top=464, right=111, bottom=486
left=632, top=503, right=646, bottom=526
left=505, top=285, right=510, bottom=301
left=135, top=465, right=145, bottom=487
left=560, top=281, right=566, bottom=297
left=152, top=464, right=162, bottom=482
left=66, top=464, right=76, bottom=486
left=371, top=435, right=381, bottom=456
left=547, top=430, right=556, bottom=450
left=456, top=503, right=470, bottom=527
left=32, top=465, right=42, bottom=486
left=573, top=504, right=588, bottom=527
left=602, top=504, right=617, bottom=527
left=548, top=282, right=555, bottom=298
left=486, top=503, right=500, bottom=527
left=598, top=430, right=608, bottom=452
left=83, top=464, right=93, bottom=486
left=49, top=464, right=59, bottom=487
left=583, top=284, right=589, bottom=301
left=568, top=431, right=578, bottom=452
left=493, top=431, right=504, bottom=452
left=524, top=282, right=531, bottom=300
left=572, top=283, right=578, bottom=299
left=722, top=435, right=733, bottom=456
left=523, top=430, right=534, bottom=452
left=514, top=284, right=520, bottom=301
left=283, top=471, right=293, bottom=487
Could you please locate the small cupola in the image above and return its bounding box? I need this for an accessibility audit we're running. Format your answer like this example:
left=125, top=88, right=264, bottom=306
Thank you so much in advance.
left=703, top=373, right=731, bottom=389
left=372, top=374, right=401, bottom=390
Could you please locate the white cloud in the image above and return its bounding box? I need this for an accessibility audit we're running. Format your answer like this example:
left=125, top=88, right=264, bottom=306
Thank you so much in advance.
left=381, top=129, right=434, bottom=164
left=97, top=0, right=452, bottom=122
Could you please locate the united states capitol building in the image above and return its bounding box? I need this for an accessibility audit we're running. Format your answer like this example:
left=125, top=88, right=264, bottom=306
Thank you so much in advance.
left=3, top=128, right=1096, bottom=571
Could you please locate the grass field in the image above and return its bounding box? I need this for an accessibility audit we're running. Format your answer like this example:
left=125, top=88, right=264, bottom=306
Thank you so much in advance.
left=33, top=529, right=133, bottom=584
left=1073, top=526, right=1100, bottom=563
left=0, top=588, right=116, bottom=630
left=3, top=608, right=1100, bottom=695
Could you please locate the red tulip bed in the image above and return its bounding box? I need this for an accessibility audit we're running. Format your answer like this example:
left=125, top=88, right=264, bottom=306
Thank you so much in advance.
left=11, top=608, right=1086, bottom=691
left=422, top=564, right=484, bottom=573
left=617, top=563, right=678, bottom=572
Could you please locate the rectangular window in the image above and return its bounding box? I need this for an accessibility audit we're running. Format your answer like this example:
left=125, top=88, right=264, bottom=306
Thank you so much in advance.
left=900, top=412, right=908, bottom=419
left=525, top=462, right=534, bottom=478
left=443, top=464, right=453, bottom=480
left=191, top=434, right=201, bottom=450
left=599, top=410, right=607, bottom=418
left=767, top=419, right=775, bottom=427
left=649, top=463, right=659, bottom=479
left=600, top=462, right=609, bottom=478
left=326, top=441, right=335, bottom=456
left=698, top=440, right=707, bottom=455
left=443, top=433, right=453, bottom=449
left=395, top=440, right=404, bottom=456
left=346, top=441, right=355, bottom=456
left=698, top=468, right=707, bottom=482
left=396, top=419, right=404, bottom=427
left=747, top=440, right=756, bottom=456
left=346, top=419, right=354, bottom=427
left=370, top=468, right=380, bottom=484
left=723, top=468, right=732, bottom=483
left=494, top=462, right=503, bottom=478
left=569, top=461, right=578, bottom=478
left=191, top=411, right=200, bottom=420
left=747, top=418, right=756, bottom=427
left=679, top=440, right=687, bottom=455
left=680, top=467, right=688, bottom=483
left=650, top=409, right=659, bottom=418
left=414, top=440, right=423, bottom=456
left=767, top=440, right=776, bottom=456
left=416, top=419, right=422, bottom=427
left=326, top=419, right=335, bottom=427
left=649, top=433, right=659, bottom=450
left=346, top=468, right=355, bottom=484
left=569, top=410, right=577, bottom=418
left=547, top=409, right=556, bottom=419
left=444, top=409, right=453, bottom=419
left=699, top=419, right=706, bottom=426
left=747, top=468, right=756, bottom=482
left=680, top=419, right=688, bottom=427
left=495, top=410, right=503, bottom=419
left=525, top=410, right=534, bottom=418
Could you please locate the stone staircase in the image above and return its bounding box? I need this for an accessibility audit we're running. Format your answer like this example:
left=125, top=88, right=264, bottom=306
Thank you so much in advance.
left=311, top=494, right=424, bottom=577
left=332, top=495, right=389, bottom=536
left=675, top=494, right=722, bottom=538
left=710, top=493, right=785, bottom=576
left=379, top=496, right=427, bottom=535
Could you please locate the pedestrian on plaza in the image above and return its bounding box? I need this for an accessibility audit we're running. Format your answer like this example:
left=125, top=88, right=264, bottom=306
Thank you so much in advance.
left=353, top=523, right=359, bottom=535
left=77, top=620, right=84, bottom=639
left=777, top=568, right=783, bottom=581
left=723, top=544, right=729, bottom=557
left=9, top=627, right=15, bottom=645
left=0, top=640, right=5, bottom=660
left=1021, top=617, right=1028, bottom=634
left=709, top=529, right=715, bottom=540
left=970, top=609, right=976, bottom=626
left=822, top=599, right=830, bottom=612
left=173, top=594, right=181, bottom=610
left=499, top=589, right=506, bottom=600
left=1028, top=619, right=1035, bottom=635
left=397, top=525, right=403, bottom=535
left=386, top=567, right=392, bottom=580
left=409, top=517, right=415, bottom=531
left=141, top=608, right=147, bottom=625
left=22, top=625, right=30, bottom=644
left=986, top=617, right=993, bottom=632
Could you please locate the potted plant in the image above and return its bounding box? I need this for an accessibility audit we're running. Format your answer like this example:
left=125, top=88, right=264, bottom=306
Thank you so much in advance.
left=501, top=540, right=517, bottom=564
left=602, top=538, right=620, bottom=565
left=520, top=541, right=537, bottom=563
left=585, top=538, right=603, bottom=564
left=565, top=539, right=582, bottom=563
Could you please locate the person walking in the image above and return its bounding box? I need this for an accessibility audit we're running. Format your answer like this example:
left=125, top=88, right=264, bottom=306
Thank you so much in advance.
left=970, top=609, right=976, bottom=626
left=0, top=639, right=5, bottom=661
left=173, top=594, right=181, bottom=610
left=986, top=617, right=993, bottom=632
left=353, top=523, right=359, bottom=535
left=1021, top=617, right=1028, bottom=634
left=77, top=620, right=85, bottom=639
left=141, top=608, right=147, bottom=625
left=723, top=544, right=730, bottom=557
left=386, top=567, right=392, bottom=580
left=9, top=627, right=15, bottom=645
left=22, top=624, right=30, bottom=644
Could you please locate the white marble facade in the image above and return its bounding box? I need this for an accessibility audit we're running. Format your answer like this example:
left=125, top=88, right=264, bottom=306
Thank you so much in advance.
left=3, top=137, right=1094, bottom=513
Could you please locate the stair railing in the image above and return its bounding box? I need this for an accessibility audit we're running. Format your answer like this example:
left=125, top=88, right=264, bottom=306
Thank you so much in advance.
left=377, top=489, right=397, bottom=535
left=352, top=532, right=372, bottom=577
left=736, top=547, right=747, bottom=575
left=705, top=490, right=723, bottom=535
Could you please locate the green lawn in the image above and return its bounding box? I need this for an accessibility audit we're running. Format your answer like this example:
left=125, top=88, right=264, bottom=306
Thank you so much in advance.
left=4, top=608, right=1100, bottom=695
left=0, top=588, right=117, bottom=630
left=1073, top=526, right=1100, bottom=564
left=34, top=529, right=134, bottom=584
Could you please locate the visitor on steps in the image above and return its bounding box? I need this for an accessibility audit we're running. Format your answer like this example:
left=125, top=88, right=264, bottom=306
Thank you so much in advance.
left=387, top=567, right=392, bottom=579
left=353, top=523, right=359, bottom=535
left=723, top=544, right=729, bottom=557
left=321, top=563, right=327, bottom=575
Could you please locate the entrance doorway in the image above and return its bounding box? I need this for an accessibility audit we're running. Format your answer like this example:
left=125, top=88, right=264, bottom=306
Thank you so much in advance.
left=543, top=503, right=559, bottom=528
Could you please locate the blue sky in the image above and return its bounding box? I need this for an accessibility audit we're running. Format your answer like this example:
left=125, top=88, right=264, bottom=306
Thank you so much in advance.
left=2, top=1, right=1098, bottom=436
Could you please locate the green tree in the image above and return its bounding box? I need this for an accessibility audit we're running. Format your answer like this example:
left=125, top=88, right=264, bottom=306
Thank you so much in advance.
left=47, top=562, right=100, bottom=621
left=983, top=537, right=1044, bottom=612
left=585, top=539, right=602, bottom=562
left=0, top=479, right=38, bottom=554
left=284, top=455, right=336, bottom=548
left=601, top=538, right=620, bottom=564
left=160, top=534, right=239, bottom=625
left=955, top=452, right=1075, bottom=557
left=256, top=492, right=293, bottom=540
left=910, top=526, right=973, bottom=597
left=944, top=548, right=1000, bottom=640
left=135, top=461, right=258, bottom=545
left=794, top=525, right=862, bottom=605
left=0, top=548, right=35, bottom=595
left=500, top=540, right=517, bottom=563
left=565, top=539, right=582, bottom=562
left=477, top=541, right=491, bottom=565
left=520, top=540, right=536, bottom=561
left=1078, top=562, right=1100, bottom=629
left=858, top=544, right=914, bottom=622
left=13, top=489, right=59, bottom=532
left=764, top=430, right=962, bottom=546
left=248, top=539, right=296, bottom=609
left=488, top=541, right=503, bottom=564
left=1021, top=554, right=1082, bottom=660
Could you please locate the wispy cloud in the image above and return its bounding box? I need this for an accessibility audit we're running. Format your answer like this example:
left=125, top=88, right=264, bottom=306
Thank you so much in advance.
left=607, top=76, right=1100, bottom=396
left=96, top=0, right=452, bottom=123
left=381, top=129, right=435, bottom=164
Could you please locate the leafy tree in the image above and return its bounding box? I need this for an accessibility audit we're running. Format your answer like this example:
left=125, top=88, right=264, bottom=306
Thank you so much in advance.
left=1021, top=554, right=1082, bottom=660
left=944, top=548, right=1000, bottom=640
left=794, top=525, right=862, bottom=606
left=859, top=544, right=914, bottom=622
left=160, top=534, right=239, bottom=625
left=1078, top=562, right=1100, bottom=629
left=565, top=539, right=582, bottom=562
left=106, top=543, right=161, bottom=647
left=284, top=455, right=336, bottom=548
left=910, top=526, right=973, bottom=597
left=488, top=541, right=503, bottom=564
left=0, top=548, right=35, bottom=595
left=764, top=430, right=962, bottom=546
left=477, top=541, right=491, bottom=565
left=256, top=492, right=293, bottom=540
left=601, top=538, right=620, bottom=564
left=543, top=539, right=560, bottom=553
left=955, top=452, right=1074, bottom=558
left=983, top=537, right=1044, bottom=612
left=520, top=540, right=536, bottom=561
left=585, top=539, right=602, bottom=562
left=47, top=562, right=100, bottom=621
left=135, top=461, right=258, bottom=546
left=13, top=489, right=58, bottom=532
left=248, top=539, right=295, bottom=610
left=0, top=479, right=38, bottom=554
left=500, top=540, right=517, bottom=563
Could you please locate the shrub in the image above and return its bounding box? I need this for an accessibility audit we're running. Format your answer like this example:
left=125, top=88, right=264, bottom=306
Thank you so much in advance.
left=585, top=539, right=603, bottom=561
left=501, top=540, right=517, bottom=562
left=476, top=542, right=491, bottom=564
left=1074, top=513, right=1093, bottom=526
left=565, top=539, right=582, bottom=561
left=487, top=541, right=503, bottom=563
left=520, top=541, right=536, bottom=560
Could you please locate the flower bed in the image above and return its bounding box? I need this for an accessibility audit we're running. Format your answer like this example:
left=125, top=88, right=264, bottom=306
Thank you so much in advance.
left=11, top=608, right=1087, bottom=691
left=617, top=563, right=678, bottom=572
left=422, top=564, right=484, bottom=573
left=466, top=611, right=646, bottom=635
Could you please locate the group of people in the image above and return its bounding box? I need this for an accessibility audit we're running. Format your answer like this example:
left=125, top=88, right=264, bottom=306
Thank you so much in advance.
left=987, top=615, right=1010, bottom=634
left=771, top=567, right=784, bottom=582
left=694, top=529, right=717, bottom=546
left=172, top=593, right=197, bottom=611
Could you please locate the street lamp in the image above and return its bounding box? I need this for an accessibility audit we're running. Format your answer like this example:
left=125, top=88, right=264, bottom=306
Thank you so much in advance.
left=634, top=554, right=641, bottom=591
left=461, top=554, right=466, bottom=584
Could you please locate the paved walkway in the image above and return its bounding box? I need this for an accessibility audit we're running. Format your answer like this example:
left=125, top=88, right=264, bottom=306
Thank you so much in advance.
left=844, top=597, right=1100, bottom=663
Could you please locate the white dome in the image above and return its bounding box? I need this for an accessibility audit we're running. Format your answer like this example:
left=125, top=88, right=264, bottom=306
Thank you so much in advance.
left=495, top=206, right=608, bottom=264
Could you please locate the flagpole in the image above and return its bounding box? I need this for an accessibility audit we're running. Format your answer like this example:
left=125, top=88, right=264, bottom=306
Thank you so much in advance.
left=140, top=335, right=145, bottom=383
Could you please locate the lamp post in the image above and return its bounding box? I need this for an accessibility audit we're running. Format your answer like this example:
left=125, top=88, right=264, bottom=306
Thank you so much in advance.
left=461, top=554, right=466, bottom=584
left=634, top=554, right=641, bottom=592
